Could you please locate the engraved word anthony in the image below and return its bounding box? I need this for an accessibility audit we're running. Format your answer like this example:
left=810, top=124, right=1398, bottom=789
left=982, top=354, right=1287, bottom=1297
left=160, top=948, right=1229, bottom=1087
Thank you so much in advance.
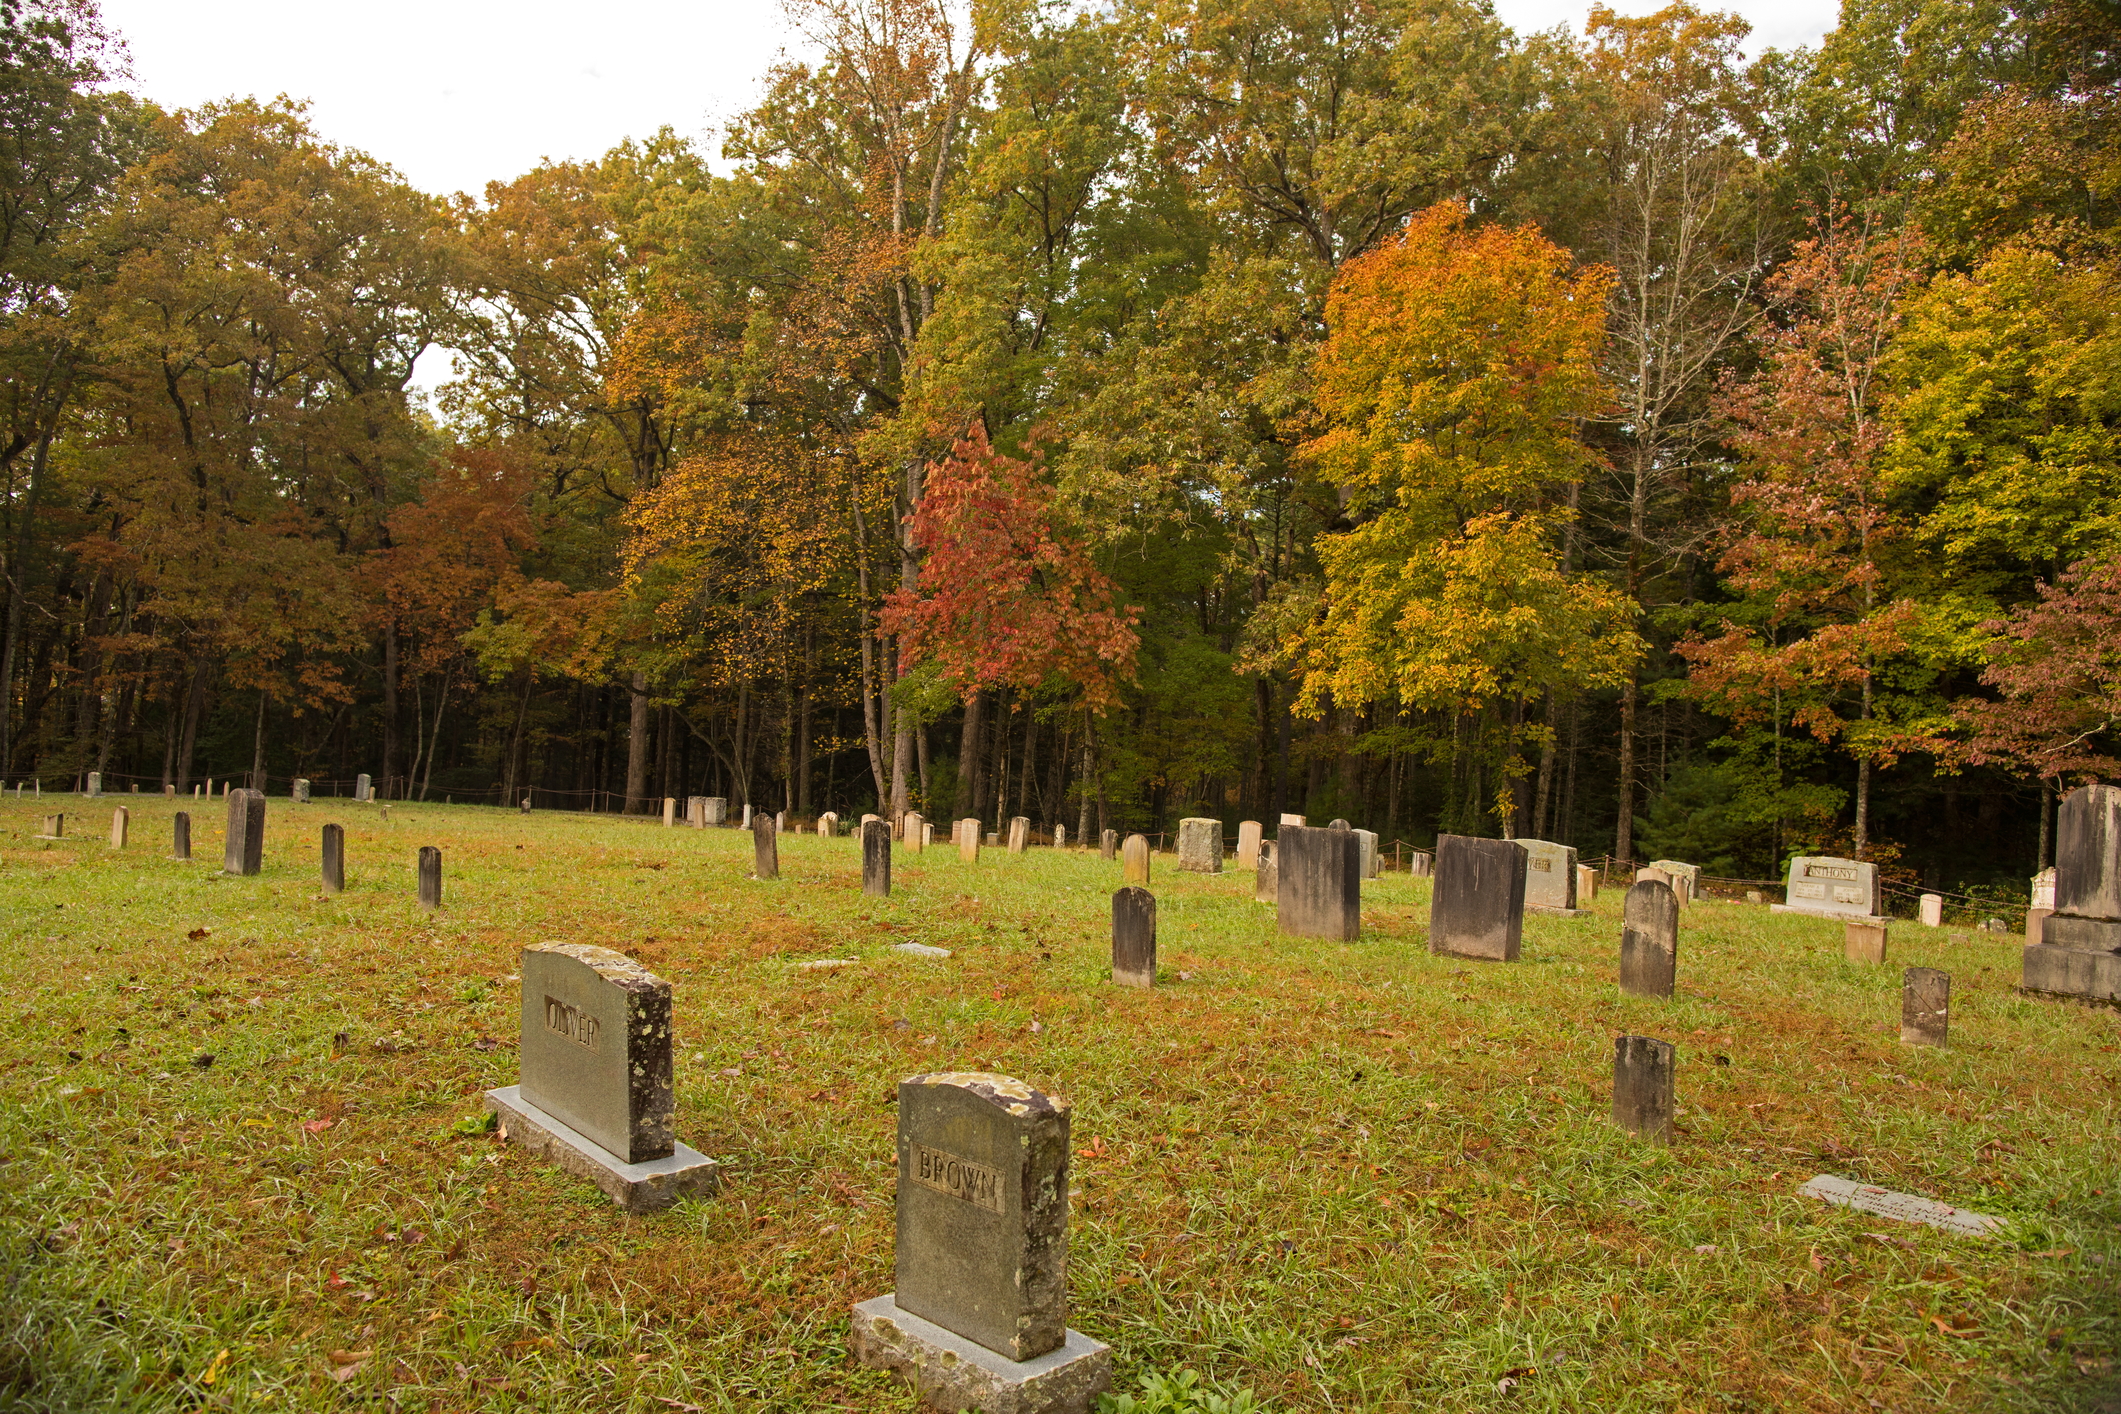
left=910, top=1144, right=1003, bottom=1214
left=543, top=995, right=601, bottom=1052
left=1804, top=864, right=1860, bottom=881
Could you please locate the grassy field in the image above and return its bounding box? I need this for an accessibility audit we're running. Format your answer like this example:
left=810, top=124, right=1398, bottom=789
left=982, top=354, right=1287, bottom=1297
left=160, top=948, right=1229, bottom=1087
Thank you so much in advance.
left=0, top=797, right=2115, bottom=1413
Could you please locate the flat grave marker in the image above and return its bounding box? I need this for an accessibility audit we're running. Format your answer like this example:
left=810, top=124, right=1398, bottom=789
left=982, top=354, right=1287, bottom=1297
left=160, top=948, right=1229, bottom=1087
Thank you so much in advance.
left=1797, top=1175, right=2000, bottom=1237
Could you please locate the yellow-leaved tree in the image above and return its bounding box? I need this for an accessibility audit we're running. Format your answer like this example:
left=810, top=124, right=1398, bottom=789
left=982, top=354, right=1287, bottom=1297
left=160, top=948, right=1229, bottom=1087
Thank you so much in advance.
left=1293, top=202, right=1640, bottom=833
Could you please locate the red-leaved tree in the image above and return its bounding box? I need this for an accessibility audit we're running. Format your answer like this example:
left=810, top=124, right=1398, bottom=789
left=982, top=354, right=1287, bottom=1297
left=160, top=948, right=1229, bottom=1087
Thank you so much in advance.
left=880, top=428, right=1138, bottom=710
left=1960, top=556, right=2121, bottom=784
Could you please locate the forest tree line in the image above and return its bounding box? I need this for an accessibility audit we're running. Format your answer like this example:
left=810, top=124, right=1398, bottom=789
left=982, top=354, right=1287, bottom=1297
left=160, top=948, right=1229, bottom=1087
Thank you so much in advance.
left=2, top=0, right=2117, bottom=901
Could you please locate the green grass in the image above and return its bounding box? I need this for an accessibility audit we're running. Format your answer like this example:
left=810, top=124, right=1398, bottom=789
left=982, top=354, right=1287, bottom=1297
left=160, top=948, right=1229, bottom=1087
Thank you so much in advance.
left=0, top=798, right=2116, bottom=1412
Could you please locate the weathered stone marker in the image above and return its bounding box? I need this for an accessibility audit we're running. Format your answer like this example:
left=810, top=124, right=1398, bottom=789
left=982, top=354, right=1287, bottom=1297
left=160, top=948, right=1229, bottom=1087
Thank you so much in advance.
left=1235, top=820, right=1263, bottom=870
left=35, top=812, right=62, bottom=839
left=418, top=845, right=443, bottom=910
left=1577, top=864, right=1599, bottom=902
left=1902, top=967, right=1949, bottom=1047
left=1008, top=816, right=1031, bottom=854
left=1176, top=817, right=1221, bottom=873
left=1844, top=921, right=1887, bottom=965
left=662, top=797, right=676, bottom=827
left=704, top=797, right=728, bottom=826
left=1516, top=838, right=1582, bottom=916
left=864, top=817, right=892, bottom=898
left=321, top=824, right=345, bottom=893
left=109, top=807, right=127, bottom=849
left=1408, top=850, right=1432, bottom=878
left=1279, top=813, right=1304, bottom=827
left=1775, top=855, right=1880, bottom=921
left=818, top=810, right=838, bottom=836
left=1254, top=843, right=1278, bottom=904
left=1099, top=828, right=1116, bottom=861
left=753, top=812, right=779, bottom=881
left=1429, top=834, right=1527, bottom=962
left=222, top=789, right=265, bottom=876
left=1121, top=833, right=1151, bottom=886
left=2024, top=784, right=2121, bottom=1001
left=1919, top=893, right=1943, bottom=927
left=1112, top=887, right=1156, bottom=988
left=851, top=1072, right=1109, bottom=1412
left=1620, top=878, right=1679, bottom=999
left=906, top=811, right=925, bottom=852
left=486, top=943, right=718, bottom=1212
left=687, top=796, right=706, bottom=828
left=172, top=812, right=190, bottom=860
left=292, top=777, right=310, bottom=803
left=86, top=771, right=100, bottom=796
left=356, top=773, right=372, bottom=802
left=1277, top=823, right=1361, bottom=941
left=1612, top=1035, right=1675, bottom=1143
left=1327, top=817, right=1350, bottom=830
left=1052, top=824, right=1065, bottom=849
left=959, top=817, right=982, bottom=863
left=1648, top=859, right=1699, bottom=902
left=1796, top=1174, right=2000, bottom=1236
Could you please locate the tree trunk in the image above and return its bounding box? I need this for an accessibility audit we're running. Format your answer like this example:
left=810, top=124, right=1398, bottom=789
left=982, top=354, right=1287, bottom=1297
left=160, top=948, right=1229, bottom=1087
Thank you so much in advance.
left=177, top=658, right=207, bottom=789
left=1614, top=678, right=1638, bottom=863
left=955, top=692, right=984, bottom=819
left=625, top=670, right=650, bottom=813
left=381, top=620, right=400, bottom=797
left=251, top=690, right=267, bottom=791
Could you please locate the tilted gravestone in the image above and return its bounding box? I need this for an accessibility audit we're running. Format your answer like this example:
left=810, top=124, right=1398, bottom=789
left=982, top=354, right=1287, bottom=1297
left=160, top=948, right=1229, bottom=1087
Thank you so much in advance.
left=418, top=846, right=443, bottom=909
left=1008, top=816, right=1031, bottom=854
left=222, top=789, right=265, bottom=876
left=1176, top=818, right=1221, bottom=873
left=2024, top=784, right=2121, bottom=1002
left=172, top=812, right=190, bottom=860
left=1516, top=838, right=1582, bottom=915
left=851, top=1073, right=1109, bottom=1412
left=1774, top=856, right=1880, bottom=922
left=109, top=807, right=127, bottom=849
left=486, top=943, right=718, bottom=1212
left=1254, top=843, right=1278, bottom=905
left=321, top=824, right=345, bottom=893
left=753, top=813, right=779, bottom=880
left=1121, top=834, right=1151, bottom=887
left=355, top=773, right=372, bottom=802
left=1612, top=1036, right=1674, bottom=1144
left=959, top=818, right=982, bottom=863
left=1620, top=878, right=1679, bottom=999
left=1235, top=820, right=1263, bottom=871
left=1099, top=829, right=1117, bottom=861
left=1902, top=967, right=1949, bottom=1047
left=1429, top=835, right=1527, bottom=962
left=1112, top=887, right=1156, bottom=988
left=1277, top=824, right=1360, bottom=941
left=864, top=817, right=892, bottom=898
left=1844, top=922, right=1887, bottom=965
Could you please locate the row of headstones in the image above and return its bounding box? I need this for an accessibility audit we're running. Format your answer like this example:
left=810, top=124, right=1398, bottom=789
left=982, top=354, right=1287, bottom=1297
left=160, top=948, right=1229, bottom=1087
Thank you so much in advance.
left=68, top=772, right=368, bottom=804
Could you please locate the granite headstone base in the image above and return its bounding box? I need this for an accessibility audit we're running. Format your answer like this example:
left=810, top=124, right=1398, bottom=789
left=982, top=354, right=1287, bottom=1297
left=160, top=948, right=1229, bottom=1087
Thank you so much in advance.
left=850, top=1295, right=1110, bottom=1414
left=485, top=1085, right=718, bottom=1214
left=2021, top=942, right=2121, bottom=1004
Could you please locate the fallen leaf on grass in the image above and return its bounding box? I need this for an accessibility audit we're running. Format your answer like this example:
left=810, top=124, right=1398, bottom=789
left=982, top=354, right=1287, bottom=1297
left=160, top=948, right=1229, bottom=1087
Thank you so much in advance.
left=187, top=928, right=211, bottom=940
left=1809, top=1247, right=1826, bottom=1273
left=1927, top=1315, right=1979, bottom=1339
left=1077, top=1136, right=1109, bottom=1160
left=656, top=1399, right=707, bottom=1412
left=1693, top=1244, right=1719, bottom=1255
left=1865, top=1231, right=1917, bottom=1252
left=2030, top=1247, right=2077, bottom=1259
left=302, top=1118, right=334, bottom=1134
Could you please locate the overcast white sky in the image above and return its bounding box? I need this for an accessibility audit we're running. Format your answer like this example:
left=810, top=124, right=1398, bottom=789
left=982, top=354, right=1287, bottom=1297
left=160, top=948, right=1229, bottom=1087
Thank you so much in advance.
left=100, top=0, right=1842, bottom=200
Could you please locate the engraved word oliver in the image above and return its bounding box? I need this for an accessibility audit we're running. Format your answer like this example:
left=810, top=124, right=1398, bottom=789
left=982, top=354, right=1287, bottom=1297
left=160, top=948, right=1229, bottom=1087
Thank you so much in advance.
left=911, top=1144, right=1004, bottom=1214
left=543, top=995, right=601, bottom=1053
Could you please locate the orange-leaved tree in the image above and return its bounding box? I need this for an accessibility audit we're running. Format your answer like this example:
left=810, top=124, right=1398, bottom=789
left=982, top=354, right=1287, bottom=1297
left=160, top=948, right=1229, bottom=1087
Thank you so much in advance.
left=880, top=427, right=1138, bottom=712
left=1293, top=201, right=1638, bottom=832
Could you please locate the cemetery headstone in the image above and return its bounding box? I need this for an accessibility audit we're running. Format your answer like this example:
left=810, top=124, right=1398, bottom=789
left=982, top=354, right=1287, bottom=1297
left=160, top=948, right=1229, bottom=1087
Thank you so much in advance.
left=753, top=812, right=779, bottom=880
left=222, top=789, right=265, bottom=876
left=36, top=812, right=62, bottom=840
left=1236, top=820, right=1263, bottom=870
left=1577, top=864, right=1599, bottom=902
left=819, top=811, right=838, bottom=836
left=1902, top=967, right=1949, bottom=1047
left=662, top=797, right=676, bottom=827
left=1845, top=921, right=1888, bottom=964
left=1620, top=878, right=1679, bottom=999
left=1429, top=835, right=1527, bottom=962
left=163, top=784, right=174, bottom=798
left=321, top=824, right=344, bottom=893
left=1354, top=828, right=1379, bottom=880
left=1053, top=824, right=1065, bottom=849
left=86, top=771, right=100, bottom=797
left=486, top=943, right=718, bottom=1212
left=1279, top=813, right=1305, bottom=827
left=1612, top=1035, right=1674, bottom=1143
left=777, top=811, right=785, bottom=832
left=1008, top=816, right=1031, bottom=854
left=1254, top=842, right=1278, bottom=904
left=864, top=818, right=892, bottom=898
left=520, top=797, right=532, bottom=813
left=1408, top=850, right=1432, bottom=878
left=688, top=796, right=707, bottom=828
left=2032, top=866, right=2057, bottom=910
left=1636, top=865, right=1672, bottom=892
left=1099, top=828, right=1117, bottom=861
left=850, top=1073, right=1109, bottom=1411
left=1277, top=824, right=1361, bottom=941
left=2024, top=783, right=2121, bottom=1001
left=986, top=832, right=999, bottom=846
left=1176, top=817, right=1222, bottom=873
left=1516, top=838, right=1582, bottom=915
left=109, top=806, right=127, bottom=849
left=1648, top=859, right=1699, bottom=902
left=1327, top=817, right=1350, bottom=830
left=2026, top=907, right=2052, bottom=944
left=741, top=804, right=752, bottom=828
left=1112, top=887, right=1156, bottom=988
left=292, top=778, right=310, bottom=803
left=1919, top=893, right=1944, bottom=927
left=704, top=797, right=727, bottom=826
left=1773, top=856, right=1881, bottom=921
left=1121, top=834, right=1151, bottom=887
left=906, top=811, right=925, bottom=852
left=418, top=846, right=443, bottom=910
left=959, top=818, right=982, bottom=863
left=172, top=812, right=190, bottom=860
left=1745, top=889, right=1763, bottom=905
left=356, top=773, right=372, bottom=802
left=923, top=823, right=934, bottom=848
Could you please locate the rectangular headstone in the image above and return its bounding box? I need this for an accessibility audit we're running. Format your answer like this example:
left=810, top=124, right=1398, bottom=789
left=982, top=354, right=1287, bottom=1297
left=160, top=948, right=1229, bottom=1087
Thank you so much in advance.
left=292, top=777, right=310, bottom=803
left=172, top=812, right=190, bottom=860
left=1775, top=856, right=1879, bottom=920
left=321, top=823, right=344, bottom=893
left=1620, top=878, right=1679, bottom=999
left=1516, top=838, right=1580, bottom=914
left=741, top=803, right=752, bottom=828
left=905, top=811, right=925, bottom=852
left=109, top=807, right=127, bottom=849
left=1236, top=821, right=1262, bottom=870
left=1112, top=887, right=1155, bottom=988
left=1007, top=816, right=1030, bottom=853
left=222, top=789, right=264, bottom=876
left=1408, top=850, right=1431, bottom=878
left=753, top=813, right=779, bottom=880
left=1279, top=813, right=1305, bottom=827
left=1254, top=843, right=1277, bottom=904
left=1121, top=833, right=1151, bottom=886
left=1099, top=828, right=1116, bottom=861
left=2055, top=785, right=2121, bottom=919
left=688, top=796, right=707, bottom=828
left=1353, top=828, right=1378, bottom=880
left=1277, top=824, right=1360, bottom=941
left=2031, top=866, right=2057, bottom=910
left=1919, top=893, right=1943, bottom=927
left=37, top=812, right=61, bottom=839
left=1577, top=864, right=1598, bottom=902
left=1611, top=1035, right=1673, bottom=1143
left=1902, top=967, right=1948, bottom=1047
left=864, top=817, right=892, bottom=897
left=703, top=797, right=727, bottom=826
left=1429, top=835, right=1526, bottom=962
left=1844, top=922, right=1887, bottom=964
left=418, top=845, right=443, bottom=909
left=1647, top=859, right=1698, bottom=900
left=356, top=773, right=371, bottom=802
left=2026, top=907, right=2052, bottom=943
left=959, top=818, right=981, bottom=863
left=1796, top=1175, right=2000, bottom=1237
left=1176, top=818, right=1221, bottom=873
left=662, top=797, right=676, bottom=827
left=86, top=771, right=100, bottom=797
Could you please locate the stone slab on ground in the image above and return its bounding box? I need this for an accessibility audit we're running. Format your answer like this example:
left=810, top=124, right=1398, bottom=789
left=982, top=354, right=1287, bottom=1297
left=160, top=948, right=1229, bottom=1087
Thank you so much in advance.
left=895, top=943, right=953, bottom=959
left=1797, top=1174, right=2002, bottom=1238
left=849, top=1295, right=1109, bottom=1414
left=2022, top=942, right=2121, bottom=1003
left=485, top=1085, right=717, bottom=1214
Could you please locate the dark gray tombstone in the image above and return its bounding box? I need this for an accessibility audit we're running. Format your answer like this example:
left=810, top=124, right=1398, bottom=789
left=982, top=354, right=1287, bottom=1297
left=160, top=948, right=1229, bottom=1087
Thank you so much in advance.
left=418, top=846, right=442, bottom=909
left=1327, top=817, right=1349, bottom=830
left=1902, top=967, right=1949, bottom=1047
left=2028, top=785, right=2121, bottom=1002
left=486, top=943, right=717, bottom=1211
left=1100, top=828, right=1117, bottom=861
left=172, top=812, right=190, bottom=860
left=321, top=824, right=345, bottom=893
left=1277, top=824, right=1360, bottom=941
left=36, top=812, right=61, bottom=839
left=356, top=773, right=372, bottom=802
left=1612, top=1035, right=1674, bottom=1143
left=753, top=812, right=779, bottom=881
left=1112, top=887, right=1156, bottom=988
left=1619, top=879, right=1679, bottom=998
left=863, top=817, right=892, bottom=898
left=221, top=789, right=265, bottom=876
left=1429, top=834, right=1526, bottom=962
left=852, top=1073, right=1109, bottom=1409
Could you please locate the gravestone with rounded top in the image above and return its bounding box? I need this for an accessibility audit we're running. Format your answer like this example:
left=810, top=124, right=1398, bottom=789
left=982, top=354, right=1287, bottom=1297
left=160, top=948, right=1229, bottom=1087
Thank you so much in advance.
left=1176, top=818, right=1221, bottom=873
left=486, top=943, right=717, bottom=1212
left=753, top=812, right=779, bottom=880
left=1277, top=824, right=1360, bottom=941
left=222, top=789, right=265, bottom=876
left=1620, top=878, right=1679, bottom=999
left=1235, top=821, right=1263, bottom=870
left=1516, top=839, right=1580, bottom=915
left=850, top=1072, right=1109, bottom=1412
left=1112, top=887, right=1155, bottom=988
left=864, top=817, right=892, bottom=897
left=1773, top=856, right=1881, bottom=922
left=906, top=812, right=925, bottom=852
left=2024, top=784, right=2121, bottom=1000
left=1053, top=824, right=1065, bottom=849
left=1121, top=834, right=1151, bottom=886
left=1429, top=835, right=1527, bottom=962
left=662, top=797, right=676, bottom=827
left=1919, top=893, right=1943, bottom=927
